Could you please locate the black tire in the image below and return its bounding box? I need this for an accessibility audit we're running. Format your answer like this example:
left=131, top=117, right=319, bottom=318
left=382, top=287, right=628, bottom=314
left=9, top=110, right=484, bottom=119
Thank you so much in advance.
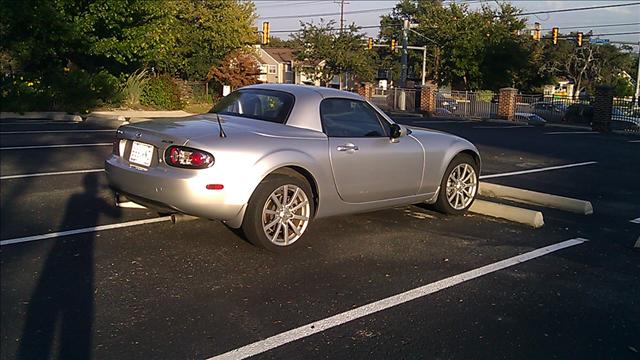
left=433, top=154, right=479, bottom=215
left=241, top=174, right=314, bottom=252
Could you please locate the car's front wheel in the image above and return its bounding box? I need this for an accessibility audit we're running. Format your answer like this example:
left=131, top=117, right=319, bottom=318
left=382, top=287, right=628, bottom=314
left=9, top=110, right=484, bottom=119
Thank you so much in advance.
left=433, top=154, right=479, bottom=215
left=241, top=174, right=314, bottom=251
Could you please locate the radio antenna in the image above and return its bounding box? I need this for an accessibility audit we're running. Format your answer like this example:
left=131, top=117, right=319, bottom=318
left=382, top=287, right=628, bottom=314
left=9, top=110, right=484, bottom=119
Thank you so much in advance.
left=216, top=113, right=227, bottom=138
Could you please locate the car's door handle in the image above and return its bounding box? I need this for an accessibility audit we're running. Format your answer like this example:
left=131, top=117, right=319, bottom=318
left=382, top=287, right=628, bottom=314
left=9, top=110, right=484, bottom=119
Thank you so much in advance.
left=336, top=143, right=359, bottom=152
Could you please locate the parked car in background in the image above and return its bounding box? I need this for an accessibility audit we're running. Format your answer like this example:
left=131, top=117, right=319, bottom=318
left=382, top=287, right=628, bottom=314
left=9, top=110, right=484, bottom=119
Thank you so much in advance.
left=435, top=107, right=453, bottom=116
left=532, top=102, right=566, bottom=113
left=515, top=112, right=547, bottom=126
left=436, top=93, right=458, bottom=111
left=563, top=104, right=640, bottom=132
left=106, top=84, right=481, bottom=251
left=562, top=104, right=593, bottom=125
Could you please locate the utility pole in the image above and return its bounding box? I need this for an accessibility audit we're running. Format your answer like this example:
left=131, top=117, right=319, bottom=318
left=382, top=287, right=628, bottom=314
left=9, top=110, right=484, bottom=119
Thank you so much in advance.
left=400, top=19, right=409, bottom=88
left=635, top=41, right=640, bottom=105
left=335, top=0, right=348, bottom=89
left=422, top=46, right=426, bottom=86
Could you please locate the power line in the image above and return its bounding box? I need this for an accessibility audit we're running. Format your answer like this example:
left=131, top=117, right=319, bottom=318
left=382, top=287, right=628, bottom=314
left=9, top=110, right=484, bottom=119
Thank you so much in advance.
left=587, top=31, right=640, bottom=37
left=536, top=22, right=640, bottom=31
left=269, top=24, right=396, bottom=34
left=258, top=7, right=392, bottom=20
left=543, top=31, right=640, bottom=40
left=259, top=1, right=640, bottom=20
left=258, top=1, right=325, bottom=9
left=519, top=2, right=640, bottom=16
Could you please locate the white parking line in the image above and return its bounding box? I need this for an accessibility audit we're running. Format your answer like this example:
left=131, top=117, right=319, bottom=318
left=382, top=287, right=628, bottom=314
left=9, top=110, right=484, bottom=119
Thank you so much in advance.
left=207, top=238, right=588, bottom=360
left=473, top=125, right=532, bottom=129
left=0, top=143, right=112, bottom=150
left=0, top=129, right=115, bottom=134
left=479, top=161, right=597, bottom=180
left=629, top=140, right=640, bottom=143
left=414, top=120, right=473, bottom=124
left=630, top=217, right=640, bottom=224
left=545, top=131, right=595, bottom=135
left=0, top=169, right=104, bottom=180
left=0, top=217, right=172, bottom=246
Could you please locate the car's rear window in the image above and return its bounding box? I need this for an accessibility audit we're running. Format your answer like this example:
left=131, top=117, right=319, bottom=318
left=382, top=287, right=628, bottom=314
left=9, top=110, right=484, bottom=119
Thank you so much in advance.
left=210, top=89, right=294, bottom=124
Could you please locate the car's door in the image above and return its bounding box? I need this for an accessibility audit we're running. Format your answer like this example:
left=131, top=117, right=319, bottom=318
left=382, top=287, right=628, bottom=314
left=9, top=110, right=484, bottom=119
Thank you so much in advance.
left=321, top=98, right=423, bottom=203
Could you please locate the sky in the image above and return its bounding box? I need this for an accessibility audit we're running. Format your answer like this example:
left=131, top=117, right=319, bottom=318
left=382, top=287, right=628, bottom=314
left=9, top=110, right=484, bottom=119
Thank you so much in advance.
left=252, top=0, right=640, bottom=44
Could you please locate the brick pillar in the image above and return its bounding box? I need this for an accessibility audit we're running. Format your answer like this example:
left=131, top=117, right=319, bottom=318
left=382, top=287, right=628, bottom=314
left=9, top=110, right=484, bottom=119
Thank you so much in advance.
left=592, top=85, right=613, bottom=133
left=356, top=82, right=373, bottom=100
left=420, top=84, right=437, bottom=114
left=497, top=87, right=517, bottom=120
left=365, top=82, right=373, bottom=100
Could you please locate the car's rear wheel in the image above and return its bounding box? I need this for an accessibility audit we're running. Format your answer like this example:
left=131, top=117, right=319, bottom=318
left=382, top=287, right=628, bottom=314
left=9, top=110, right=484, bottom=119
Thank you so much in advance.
left=242, top=174, right=314, bottom=251
left=433, top=154, right=478, bottom=215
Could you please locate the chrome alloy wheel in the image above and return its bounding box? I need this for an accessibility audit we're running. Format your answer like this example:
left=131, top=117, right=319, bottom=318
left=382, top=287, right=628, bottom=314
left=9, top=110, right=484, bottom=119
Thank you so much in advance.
left=262, top=184, right=310, bottom=246
left=445, top=163, right=478, bottom=210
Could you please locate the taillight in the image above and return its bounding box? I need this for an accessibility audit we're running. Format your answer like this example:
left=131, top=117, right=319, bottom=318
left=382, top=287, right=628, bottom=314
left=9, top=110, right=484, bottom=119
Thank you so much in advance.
left=165, top=146, right=214, bottom=169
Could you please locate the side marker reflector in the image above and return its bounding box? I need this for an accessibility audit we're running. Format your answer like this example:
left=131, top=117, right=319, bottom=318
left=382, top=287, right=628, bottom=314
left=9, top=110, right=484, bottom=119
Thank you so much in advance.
left=206, top=184, right=224, bottom=190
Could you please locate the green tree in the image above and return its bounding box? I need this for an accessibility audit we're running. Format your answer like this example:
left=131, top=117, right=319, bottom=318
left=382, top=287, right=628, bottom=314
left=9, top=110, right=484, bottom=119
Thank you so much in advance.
left=379, top=0, right=546, bottom=91
left=1, top=0, right=258, bottom=110
left=292, top=20, right=375, bottom=87
left=541, top=35, right=637, bottom=97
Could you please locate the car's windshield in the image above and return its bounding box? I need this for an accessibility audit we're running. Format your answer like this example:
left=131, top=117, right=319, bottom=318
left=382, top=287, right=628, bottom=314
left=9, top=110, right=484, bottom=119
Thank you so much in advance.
left=210, top=89, right=295, bottom=124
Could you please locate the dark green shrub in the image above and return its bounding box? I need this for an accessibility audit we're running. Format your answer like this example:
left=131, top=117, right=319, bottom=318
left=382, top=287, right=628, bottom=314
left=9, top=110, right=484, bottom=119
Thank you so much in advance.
left=140, top=76, right=183, bottom=110
left=0, top=70, right=121, bottom=112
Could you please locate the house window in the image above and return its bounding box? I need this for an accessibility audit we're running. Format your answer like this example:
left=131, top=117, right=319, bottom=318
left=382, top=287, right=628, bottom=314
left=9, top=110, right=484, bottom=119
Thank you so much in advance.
left=284, top=64, right=291, bottom=72
left=259, top=65, right=268, bottom=74
left=268, top=65, right=277, bottom=74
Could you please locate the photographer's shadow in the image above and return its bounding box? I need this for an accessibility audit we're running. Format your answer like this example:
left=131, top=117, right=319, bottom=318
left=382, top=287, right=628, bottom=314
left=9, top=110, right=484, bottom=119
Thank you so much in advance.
left=18, top=173, right=120, bottom=360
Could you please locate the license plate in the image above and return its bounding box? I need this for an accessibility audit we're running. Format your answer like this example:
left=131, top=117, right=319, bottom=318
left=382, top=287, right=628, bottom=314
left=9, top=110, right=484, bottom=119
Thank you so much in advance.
left=129, top=141, right=154, bottom=167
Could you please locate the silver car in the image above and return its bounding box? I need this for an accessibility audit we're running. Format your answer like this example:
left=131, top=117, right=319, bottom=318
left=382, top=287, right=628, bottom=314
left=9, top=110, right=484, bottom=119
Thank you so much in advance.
left=105, top=84, right=480, bottom=251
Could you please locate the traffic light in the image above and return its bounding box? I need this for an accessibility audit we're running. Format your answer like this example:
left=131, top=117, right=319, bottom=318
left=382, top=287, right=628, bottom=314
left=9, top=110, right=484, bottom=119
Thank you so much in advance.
left=576, top=32, right=583, bottom=47
left=533, top=22, right=541, bottom=41
left=552, top=27, right=559, bottom=45
left=368, top=37, right=373, bottom=50
left=390, top=39, right=397, bottom=52
left=262, top=21, right=270, bottom=45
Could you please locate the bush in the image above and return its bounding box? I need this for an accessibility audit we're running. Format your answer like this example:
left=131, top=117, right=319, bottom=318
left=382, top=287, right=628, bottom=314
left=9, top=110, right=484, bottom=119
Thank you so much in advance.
left=476, top=90, right=495, bottom=102
left=140, top=76, right=183, bottom=110
left=0, top=69, right=120, bottom=113
left=121, top=69, right=149, bottom=107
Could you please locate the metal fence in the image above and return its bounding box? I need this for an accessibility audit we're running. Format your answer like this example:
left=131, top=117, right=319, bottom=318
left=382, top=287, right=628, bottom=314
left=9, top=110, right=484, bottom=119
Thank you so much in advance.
left=612, top=97, right=640, bottom=132
left=371, top=88, right=418, bottom=112
left=514, top=94, right=592, bottom=124
left=434, top=91, right=497, bottom=119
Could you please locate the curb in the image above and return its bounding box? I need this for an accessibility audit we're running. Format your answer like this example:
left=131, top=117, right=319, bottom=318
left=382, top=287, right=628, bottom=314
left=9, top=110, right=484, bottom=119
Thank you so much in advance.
left=469, top=199, right=544, bottom=228
left=2, top=110, right=193, bottom=123
left=1, top=112, right=82, bottom=122
left=479, top=182, right=593, bottom=215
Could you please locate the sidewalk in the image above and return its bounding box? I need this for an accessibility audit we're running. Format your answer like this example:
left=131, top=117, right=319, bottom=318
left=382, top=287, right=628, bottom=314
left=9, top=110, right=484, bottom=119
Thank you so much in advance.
left=1, top=110, right=194, bottom=124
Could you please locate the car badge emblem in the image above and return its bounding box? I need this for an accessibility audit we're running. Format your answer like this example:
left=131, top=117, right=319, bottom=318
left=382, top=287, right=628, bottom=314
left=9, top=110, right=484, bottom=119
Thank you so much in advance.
left=136, top=132, right=142, bottom=138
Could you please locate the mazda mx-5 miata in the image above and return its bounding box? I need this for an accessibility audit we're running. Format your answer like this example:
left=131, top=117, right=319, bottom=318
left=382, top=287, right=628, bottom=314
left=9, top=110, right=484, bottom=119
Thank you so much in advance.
left=106, top=84, right=480, bottom=251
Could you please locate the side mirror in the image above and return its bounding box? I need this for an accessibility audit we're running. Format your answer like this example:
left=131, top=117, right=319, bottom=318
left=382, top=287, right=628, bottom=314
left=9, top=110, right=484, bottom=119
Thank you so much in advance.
left=389, top=124, right=402, bottom=139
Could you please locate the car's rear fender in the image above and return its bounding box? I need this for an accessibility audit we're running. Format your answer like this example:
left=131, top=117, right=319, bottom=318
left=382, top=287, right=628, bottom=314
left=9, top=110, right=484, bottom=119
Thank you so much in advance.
left=224, top=149, right=334, bottom=228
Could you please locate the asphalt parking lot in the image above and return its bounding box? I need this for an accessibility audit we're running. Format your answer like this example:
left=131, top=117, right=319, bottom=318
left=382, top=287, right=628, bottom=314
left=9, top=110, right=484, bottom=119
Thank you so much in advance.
left=1, top=116, right=639, bottom=359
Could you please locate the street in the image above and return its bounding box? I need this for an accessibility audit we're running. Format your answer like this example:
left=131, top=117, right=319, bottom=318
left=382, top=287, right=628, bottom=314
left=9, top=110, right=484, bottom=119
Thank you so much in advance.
left=1, top=117, right=639, bottom=359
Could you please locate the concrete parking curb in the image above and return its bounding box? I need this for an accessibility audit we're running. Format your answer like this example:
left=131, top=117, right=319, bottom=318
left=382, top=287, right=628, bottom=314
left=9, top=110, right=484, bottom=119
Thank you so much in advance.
left=479, top=182, right=593, bottom=215
left=2, top=110, right=193, bottom=124
left=469, top=199, right=544, bottom=228
left=1, top=112, right=82, bottom=122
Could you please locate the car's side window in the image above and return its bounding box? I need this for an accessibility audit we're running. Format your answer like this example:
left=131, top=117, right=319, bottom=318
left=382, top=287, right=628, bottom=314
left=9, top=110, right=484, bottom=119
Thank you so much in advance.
left=320, top=98, right=388, bottom=137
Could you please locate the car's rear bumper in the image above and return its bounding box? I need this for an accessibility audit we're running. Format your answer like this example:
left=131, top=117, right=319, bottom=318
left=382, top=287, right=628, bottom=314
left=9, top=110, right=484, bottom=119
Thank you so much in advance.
left=105, top=155, right=245, bottom=227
